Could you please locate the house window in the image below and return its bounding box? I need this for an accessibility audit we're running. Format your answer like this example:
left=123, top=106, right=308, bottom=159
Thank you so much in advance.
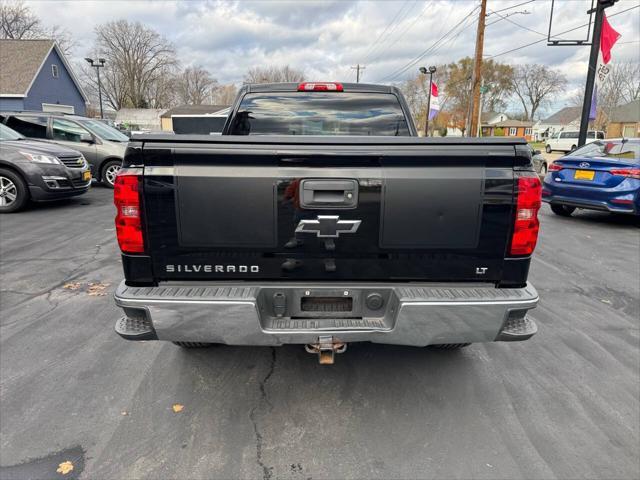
left=52, top=64, right=59, bottom=78
left=509, top=127, right=517, bottom=136
left=525, top=128, right=532, bottom=135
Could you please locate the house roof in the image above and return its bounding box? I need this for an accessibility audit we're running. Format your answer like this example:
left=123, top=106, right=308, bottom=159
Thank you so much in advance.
left=489, top=119, right=534, bottom=128
left=160, top=104, right=230, bottom=118
left=541, top=106, right=581, bottom=125
left=0, top=39, right=87, bottom=100
left=481, top=111, right=506, bottom=122
left=609, top=99, right=640, bottom=123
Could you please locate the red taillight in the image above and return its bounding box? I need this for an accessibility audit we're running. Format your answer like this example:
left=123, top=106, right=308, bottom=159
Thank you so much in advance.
left=297, top=82, right=343, bottom=92
left=610, top=168, right=640, bottom=180
left=510, top=176, right=542, bottom=256
left=548, top=163, right=563, bottom=171
left=114, top=171, right=144, bottom=253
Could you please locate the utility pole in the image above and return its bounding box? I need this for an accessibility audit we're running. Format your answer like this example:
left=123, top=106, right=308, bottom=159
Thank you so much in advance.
left=578, top=0, right=616, bottom=147
left=469, top=0, right=487, bottom=137
left=351, top=64, right=366, bottom=82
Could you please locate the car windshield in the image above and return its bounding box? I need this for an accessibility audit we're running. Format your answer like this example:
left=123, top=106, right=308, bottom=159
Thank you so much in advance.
left=228, top=92, right=411, bottom=136
left=0, top=123, right=25, bottom=140
left=78, top=119, right=129, bottom=142
left=567, top=140, right=640, bottom=160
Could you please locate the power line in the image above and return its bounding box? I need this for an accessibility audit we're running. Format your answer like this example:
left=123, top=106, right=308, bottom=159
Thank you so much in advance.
left=379, top=3, right=481, bottom=82
left=486, top=3, right=639, bottom=58
left=489, top=0, right=536, bottom=15
left=363, top=1, right=421, bottom=64
left=487, top=8, right=545, bottom=36
left=367, top=0, right=434, bottom=66
left=360, top=0, right=413, bottom=64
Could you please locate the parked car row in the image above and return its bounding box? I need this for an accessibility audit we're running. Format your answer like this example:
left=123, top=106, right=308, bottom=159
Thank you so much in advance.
left=0, top=111, right=127, bottom=187
left=0, top=123, right=91, bottom=213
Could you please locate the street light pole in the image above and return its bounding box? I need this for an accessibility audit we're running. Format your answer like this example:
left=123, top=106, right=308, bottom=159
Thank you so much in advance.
left=85, top=57, right=106, bottom=119
left=419, top=66, right=437, bottom=137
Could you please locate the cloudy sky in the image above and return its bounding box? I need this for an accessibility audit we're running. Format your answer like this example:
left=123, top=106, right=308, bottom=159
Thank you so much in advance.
left=28, top=0, right=640, bottom=115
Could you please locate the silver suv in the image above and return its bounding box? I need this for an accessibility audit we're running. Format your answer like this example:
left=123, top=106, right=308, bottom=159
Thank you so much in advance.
left=0, top=112, right=128, bottom=187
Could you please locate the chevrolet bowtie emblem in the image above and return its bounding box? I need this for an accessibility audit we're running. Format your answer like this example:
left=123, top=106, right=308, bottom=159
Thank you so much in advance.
left=295, top=215, right=361, bottom=238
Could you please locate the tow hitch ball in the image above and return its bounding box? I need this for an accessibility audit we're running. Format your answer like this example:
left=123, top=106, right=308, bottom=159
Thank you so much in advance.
left=305, top=336, right=347, bottom=365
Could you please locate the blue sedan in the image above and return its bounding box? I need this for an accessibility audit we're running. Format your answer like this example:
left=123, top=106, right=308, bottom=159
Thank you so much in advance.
left=542, top=138, right=640, bottom=216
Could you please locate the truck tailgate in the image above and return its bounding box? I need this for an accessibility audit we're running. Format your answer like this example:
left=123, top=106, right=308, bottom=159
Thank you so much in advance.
left=137, top=136, right=527, bottom=283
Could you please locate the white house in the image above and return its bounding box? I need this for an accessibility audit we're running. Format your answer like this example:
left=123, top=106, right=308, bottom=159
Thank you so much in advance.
left=533, top=106, right=581, bottom=141
left=481, top=111, right=509, bottom=125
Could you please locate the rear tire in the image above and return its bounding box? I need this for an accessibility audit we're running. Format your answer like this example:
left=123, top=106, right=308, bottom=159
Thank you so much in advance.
left=172, top=341, right=213, bottom=348
left=570, top=145, right=577, bottom=152
left=0, top=168, right=29, bottom=213
left=101, top=159, right=122, bottom=188
left=550, top=204, right=576, bottom=217
left=539, top=163, right=547, bottom=175
left=429, top=343, right=471, bottom=350
left=545, top=145, right=552, bottom=153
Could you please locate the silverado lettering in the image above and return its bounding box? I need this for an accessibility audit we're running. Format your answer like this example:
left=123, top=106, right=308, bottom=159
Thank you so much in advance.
left=113, top=82, right=542, bottom=365
left=165, top=265, right=260, bottom=273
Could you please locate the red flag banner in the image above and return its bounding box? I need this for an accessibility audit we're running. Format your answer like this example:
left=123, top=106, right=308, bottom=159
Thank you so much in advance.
left=590, top=13, right=621, bottom=120
left=600, top=13, right=621, bottom=64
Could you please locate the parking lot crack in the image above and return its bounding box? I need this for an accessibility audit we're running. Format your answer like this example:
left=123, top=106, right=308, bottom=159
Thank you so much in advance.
left=249, top=347, right=277, bottom=480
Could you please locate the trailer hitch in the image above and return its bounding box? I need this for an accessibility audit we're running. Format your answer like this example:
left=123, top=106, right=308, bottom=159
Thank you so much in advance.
left=305, top=336, right=347, bottom=365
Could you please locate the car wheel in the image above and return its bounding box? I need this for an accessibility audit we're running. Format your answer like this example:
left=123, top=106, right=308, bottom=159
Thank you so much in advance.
left=0, top=168, right=29, bottom=213
left=429, top=343, right=471, bottom=350
left=540, top=163, right=547, bottom=175
left=545, top=145, right=552, bottom=153
left=550, top=203, right=576, bottom=217
left=172, top=341, right=214, bottom=348
left=101, top=160, right=122, bottom=188
left=570, top=145, right=577, bottom=152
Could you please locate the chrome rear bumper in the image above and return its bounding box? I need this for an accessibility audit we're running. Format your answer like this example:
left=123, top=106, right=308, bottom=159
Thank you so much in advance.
left=114, top=281, right=539, bottom=346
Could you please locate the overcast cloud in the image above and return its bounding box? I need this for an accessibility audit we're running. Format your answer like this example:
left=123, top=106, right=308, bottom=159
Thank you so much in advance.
left=27, top=0, right=640, bottom=116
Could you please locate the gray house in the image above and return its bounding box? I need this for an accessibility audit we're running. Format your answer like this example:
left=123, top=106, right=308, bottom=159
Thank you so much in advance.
left=0, top=39, right=88, bottom=115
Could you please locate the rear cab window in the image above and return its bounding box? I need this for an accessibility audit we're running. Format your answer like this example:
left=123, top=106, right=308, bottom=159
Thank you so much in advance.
left=228, top=92, right=411, bottom=136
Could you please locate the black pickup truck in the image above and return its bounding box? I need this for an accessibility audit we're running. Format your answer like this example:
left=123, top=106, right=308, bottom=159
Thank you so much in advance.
left=113, top=82, right=541, bottom=364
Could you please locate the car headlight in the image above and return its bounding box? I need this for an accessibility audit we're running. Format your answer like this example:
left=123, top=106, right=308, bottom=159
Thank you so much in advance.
left=19, top=151, right=62, bottom=165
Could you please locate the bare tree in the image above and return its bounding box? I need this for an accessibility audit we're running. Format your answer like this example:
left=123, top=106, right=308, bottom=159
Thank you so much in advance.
left=0, top=0, right=40, bottom=39
left=211, top=84, right=238, bottom=105
left=243, top=65, right=304, bottom=84
left=147, top=67, right=179, bottom=108
left=615, top=62, right=640, bottom=104
left=511, top=64, right=567, bottom=121
left=0, top=0, right=75, bottom=54
left=176, top=66, right=217, bottom=105
left=92, top=20, right=178, bottom=109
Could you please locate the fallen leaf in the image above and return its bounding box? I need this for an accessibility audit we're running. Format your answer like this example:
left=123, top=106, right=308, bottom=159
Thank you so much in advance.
left=600, top=299, right=612, bottom=305
left=172, top=404, right=184, bottom=413
left=63, top=282, right=81, bottom=291
left=87, top=282, right=110, bottom=296
left=56, top=461, right=74, bottom=475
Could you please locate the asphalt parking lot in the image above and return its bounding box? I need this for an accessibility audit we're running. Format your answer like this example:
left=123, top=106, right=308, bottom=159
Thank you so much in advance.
left=1, top=185, right=638, bottom=480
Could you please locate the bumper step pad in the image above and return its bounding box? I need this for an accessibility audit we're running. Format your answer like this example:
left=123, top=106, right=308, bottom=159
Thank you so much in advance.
left=497, top=315, right=538, bottom=341
left=115, top=315, right=156, bottom=341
